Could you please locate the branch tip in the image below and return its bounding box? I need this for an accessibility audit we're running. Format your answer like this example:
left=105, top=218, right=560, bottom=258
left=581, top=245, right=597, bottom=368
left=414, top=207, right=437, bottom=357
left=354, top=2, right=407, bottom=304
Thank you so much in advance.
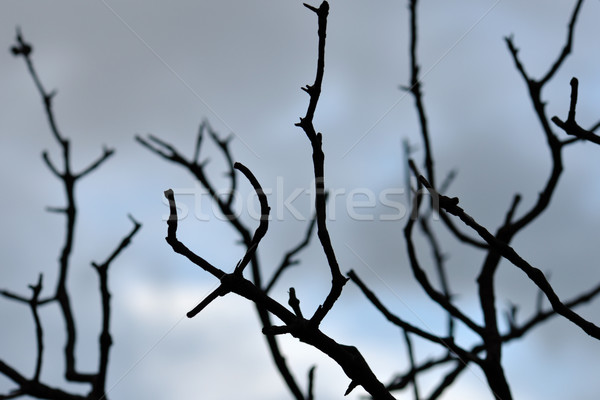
left=344, top=380, right=359, bottom=396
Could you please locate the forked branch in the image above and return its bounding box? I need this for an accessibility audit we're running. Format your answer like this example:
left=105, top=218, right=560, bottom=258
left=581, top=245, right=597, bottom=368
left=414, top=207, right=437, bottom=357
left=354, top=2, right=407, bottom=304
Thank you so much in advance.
left=296, top=1, right=348, bottom=326
left=2, top=28, right=140, bottom=400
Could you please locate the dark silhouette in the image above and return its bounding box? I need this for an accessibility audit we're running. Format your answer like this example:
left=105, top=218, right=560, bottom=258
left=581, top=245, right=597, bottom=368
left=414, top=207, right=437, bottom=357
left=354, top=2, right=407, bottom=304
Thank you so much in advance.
left=1, top=30, right=141, bottom=399
left=4, top=0, right=600, bottom=399
left=141, top=0, right=600, bottom=399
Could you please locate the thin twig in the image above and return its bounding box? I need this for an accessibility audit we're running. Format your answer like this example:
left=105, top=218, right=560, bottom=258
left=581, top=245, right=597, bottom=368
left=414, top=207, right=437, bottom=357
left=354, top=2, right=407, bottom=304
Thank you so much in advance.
left=402, top=330, right=420, bottom=400
left=348, top=270, right=479, bottom=363
left=232, top=162, right=270, bottom=275
left=552, top=78, right=600, bottom=145
left=91, top=216, right=141, bottom=397
left=29, top=274, right=43, bottom=382
left=296, top=1, right=348, bottom=326
left=141, top=130, right=305, bottom=399
left=265, top=215, right=317, bottom=293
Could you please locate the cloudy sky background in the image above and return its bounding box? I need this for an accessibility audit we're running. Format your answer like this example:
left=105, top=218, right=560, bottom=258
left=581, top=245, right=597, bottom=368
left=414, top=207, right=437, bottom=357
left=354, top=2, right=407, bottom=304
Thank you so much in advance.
left=2, top=0, right=600, bottom=399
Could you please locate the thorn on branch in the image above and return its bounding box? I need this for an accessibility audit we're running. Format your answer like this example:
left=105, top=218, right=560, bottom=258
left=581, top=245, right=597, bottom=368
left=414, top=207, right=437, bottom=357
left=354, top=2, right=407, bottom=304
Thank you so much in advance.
left=301, top=84, right=314, bottom=95
left=303, top=3, right=319, bottom=13
left=199, top=158, right=211, bottom=168
left=344, top=380, right=359, bottom=396
left=288, top=288, right=303, bottom=318
left=28, top=274, right=43, bottom=297
left=44, top=90, right=57, bottom=107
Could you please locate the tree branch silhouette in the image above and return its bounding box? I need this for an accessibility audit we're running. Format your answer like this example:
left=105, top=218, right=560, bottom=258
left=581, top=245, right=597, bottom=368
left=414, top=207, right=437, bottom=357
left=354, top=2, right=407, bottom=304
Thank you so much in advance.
left=148, top=2, right=401, bottom=398
left=138, top=122, right=306, bottom=399
left=1, top=29, right=140, bottom=400
left=163, top=179, right=396, bottom=399
left=295, top=1, right=349, bottom=327
left=349, top=0, right=600, bottom=399
left=7, top=0, right=600, bottom=398
left=143, top=0, right=600, bottom=398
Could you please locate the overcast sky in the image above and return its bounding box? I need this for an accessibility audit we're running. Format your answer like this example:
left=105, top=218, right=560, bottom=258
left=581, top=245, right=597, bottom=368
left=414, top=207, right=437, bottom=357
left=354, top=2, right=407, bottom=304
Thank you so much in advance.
left=2, top=1, right=600, bottom=399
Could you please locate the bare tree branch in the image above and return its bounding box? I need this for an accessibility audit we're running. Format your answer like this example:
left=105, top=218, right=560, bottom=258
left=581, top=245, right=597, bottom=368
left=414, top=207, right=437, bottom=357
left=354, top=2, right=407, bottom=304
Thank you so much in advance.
left=406, top=162, right=485, bottom=336
left=142, top=129, right=305, bottom=398
left=232, top=162, right=270, bottom=275
left=552, top=77, right=600, bottom=145
left=4, top=28, right=140, bottom=400
left=91, top=216, right=141, bottom=397
left=295, top=1, right=348, bottom=326
left=540, top=0, right=584, bottom=86
left=265, top=215, right=317, bottom=294
left=163, top=186, right=397, bottom=399
left=28, top=275, right=43, bottom=382
left=420, top=174, right=600, bottom=340
left=347, top=270, right=480, bottom=363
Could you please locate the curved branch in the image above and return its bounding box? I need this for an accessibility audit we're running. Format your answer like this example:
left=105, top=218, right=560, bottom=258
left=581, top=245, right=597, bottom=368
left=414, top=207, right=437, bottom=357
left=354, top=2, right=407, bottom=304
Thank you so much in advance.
left=232, top=162, right=270, bottom=275
left=164, top=189, right=226, bottom=279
